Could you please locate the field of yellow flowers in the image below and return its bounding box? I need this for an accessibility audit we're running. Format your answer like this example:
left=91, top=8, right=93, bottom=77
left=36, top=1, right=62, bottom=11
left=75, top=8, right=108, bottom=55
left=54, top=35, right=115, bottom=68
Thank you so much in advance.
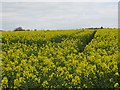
left=1, top=29, right=119, bottom=89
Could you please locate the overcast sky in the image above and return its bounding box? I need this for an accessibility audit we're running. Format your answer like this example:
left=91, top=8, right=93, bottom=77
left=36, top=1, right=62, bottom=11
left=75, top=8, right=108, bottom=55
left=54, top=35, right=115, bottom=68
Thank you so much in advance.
left=1, top=2, right=118, bottom=30
left=1, top=0, right=119, bottom=2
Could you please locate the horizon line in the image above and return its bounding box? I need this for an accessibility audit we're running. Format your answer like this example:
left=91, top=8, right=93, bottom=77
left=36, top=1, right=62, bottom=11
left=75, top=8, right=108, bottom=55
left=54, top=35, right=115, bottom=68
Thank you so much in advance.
left=1, top=27, right=118, bottom=31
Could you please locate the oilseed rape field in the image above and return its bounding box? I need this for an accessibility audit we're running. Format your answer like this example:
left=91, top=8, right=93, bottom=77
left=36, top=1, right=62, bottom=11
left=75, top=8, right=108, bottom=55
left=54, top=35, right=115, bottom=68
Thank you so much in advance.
left=1, top=29, right=119, bottom=89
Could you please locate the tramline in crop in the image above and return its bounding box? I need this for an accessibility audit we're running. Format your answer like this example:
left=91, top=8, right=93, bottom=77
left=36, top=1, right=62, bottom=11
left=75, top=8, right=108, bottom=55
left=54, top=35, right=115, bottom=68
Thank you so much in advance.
left=1, top=29, right=119, bottom=89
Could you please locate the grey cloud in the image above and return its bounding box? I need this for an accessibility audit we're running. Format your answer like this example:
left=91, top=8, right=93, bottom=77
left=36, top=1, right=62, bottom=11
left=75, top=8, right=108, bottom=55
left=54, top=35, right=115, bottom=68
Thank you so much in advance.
left=2, top=2, right=118, bottom=30
left=2, top=0, right=119, bottom=2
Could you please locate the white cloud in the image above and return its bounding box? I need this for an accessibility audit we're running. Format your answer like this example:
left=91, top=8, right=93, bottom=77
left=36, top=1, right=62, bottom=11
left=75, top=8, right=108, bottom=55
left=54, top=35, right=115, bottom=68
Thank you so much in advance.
left=0, top=2, right=2, bottom=30
left=2, top=0, right=119, bottom=2
left=2, top=2, right=118, bottom=30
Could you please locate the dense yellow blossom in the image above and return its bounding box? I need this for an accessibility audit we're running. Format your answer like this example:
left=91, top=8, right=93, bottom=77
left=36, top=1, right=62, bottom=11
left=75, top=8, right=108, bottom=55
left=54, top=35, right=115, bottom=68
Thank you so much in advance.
left=1, top=29, right=119, bottom=88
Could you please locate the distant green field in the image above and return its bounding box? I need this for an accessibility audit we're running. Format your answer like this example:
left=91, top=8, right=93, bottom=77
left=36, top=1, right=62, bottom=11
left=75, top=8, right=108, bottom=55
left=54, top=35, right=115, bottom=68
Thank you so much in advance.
left=1, top=29, right=119, bottom=89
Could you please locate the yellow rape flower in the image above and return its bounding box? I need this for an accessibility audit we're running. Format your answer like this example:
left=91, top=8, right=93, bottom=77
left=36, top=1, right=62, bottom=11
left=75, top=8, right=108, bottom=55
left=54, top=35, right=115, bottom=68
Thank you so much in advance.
left=42, top=67, right=48, bottom=74
left=42, top=80, right=48, bottom=87
left=2, top=77, right=8, bottom=88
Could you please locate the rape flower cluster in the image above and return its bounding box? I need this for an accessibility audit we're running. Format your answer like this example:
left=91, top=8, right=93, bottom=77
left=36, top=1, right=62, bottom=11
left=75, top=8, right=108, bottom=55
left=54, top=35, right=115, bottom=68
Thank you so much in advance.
left=1, top=29, right=119, bottom=89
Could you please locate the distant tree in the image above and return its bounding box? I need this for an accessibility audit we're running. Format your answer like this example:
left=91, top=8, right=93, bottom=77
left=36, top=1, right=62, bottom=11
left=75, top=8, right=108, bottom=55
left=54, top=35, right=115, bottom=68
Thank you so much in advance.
left=26, top=29, right=30, bottom=31
left=14, top=27, right=25, bottom=31
left=34, top=29, right=37, bottom=31
left=101, top=26, right=103, bottom=29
